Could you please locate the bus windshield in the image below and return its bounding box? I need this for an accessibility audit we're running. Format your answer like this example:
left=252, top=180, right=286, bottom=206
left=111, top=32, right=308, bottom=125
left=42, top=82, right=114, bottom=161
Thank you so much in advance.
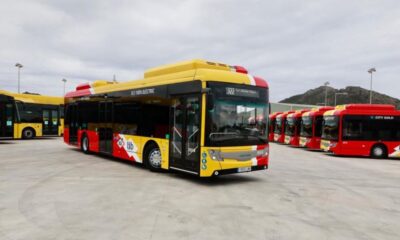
left=285, top=117, right=296, bottom=136
left=274, top=117, right=282, bottom=134
left=207, top=100, right=268, bottom=146
left=322, top=116, right=339, bottom=140
left=300, top=116, right=313, bottom=137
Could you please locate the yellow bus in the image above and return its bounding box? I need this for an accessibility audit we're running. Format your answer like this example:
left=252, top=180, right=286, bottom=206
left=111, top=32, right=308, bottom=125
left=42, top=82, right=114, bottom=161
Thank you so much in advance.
left=64, top=60, right=270, bottom=177
left=0, top=90, right=64, bottom=139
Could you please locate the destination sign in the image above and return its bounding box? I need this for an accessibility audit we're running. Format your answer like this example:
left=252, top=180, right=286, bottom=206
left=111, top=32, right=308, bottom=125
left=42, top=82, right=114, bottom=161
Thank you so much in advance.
left=370, top=116, right=395, bottom=120
left=225, top=87, right=259, bottom=98
left=130, top=88, right=155, bottom=96
left=324, top=116, right=337, bottom=121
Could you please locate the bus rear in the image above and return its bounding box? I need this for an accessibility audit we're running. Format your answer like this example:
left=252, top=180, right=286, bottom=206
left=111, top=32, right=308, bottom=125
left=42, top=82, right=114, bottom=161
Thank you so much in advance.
left=321, top=104, right=400, bottom=158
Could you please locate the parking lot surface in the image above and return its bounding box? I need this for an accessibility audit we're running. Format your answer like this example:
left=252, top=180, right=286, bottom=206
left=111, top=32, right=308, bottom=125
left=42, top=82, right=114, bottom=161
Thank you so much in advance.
left=1, top=138, right=400, bottom=240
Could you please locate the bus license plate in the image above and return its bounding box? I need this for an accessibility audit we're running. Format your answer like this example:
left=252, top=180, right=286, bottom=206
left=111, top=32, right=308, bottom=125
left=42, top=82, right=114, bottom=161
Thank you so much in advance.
left=238, top=167, right=251, bottom=173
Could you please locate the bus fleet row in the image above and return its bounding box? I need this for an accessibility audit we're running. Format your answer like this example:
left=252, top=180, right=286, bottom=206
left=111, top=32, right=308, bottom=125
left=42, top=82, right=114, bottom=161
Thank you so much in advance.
left=269, top=104, right=400, bottom=159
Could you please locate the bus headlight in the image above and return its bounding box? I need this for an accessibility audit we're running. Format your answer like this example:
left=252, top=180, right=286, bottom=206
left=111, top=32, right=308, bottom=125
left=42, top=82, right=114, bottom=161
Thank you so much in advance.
left=208, top=150, right=223, bottom=161
left=257, top=146, right=269, bottom=157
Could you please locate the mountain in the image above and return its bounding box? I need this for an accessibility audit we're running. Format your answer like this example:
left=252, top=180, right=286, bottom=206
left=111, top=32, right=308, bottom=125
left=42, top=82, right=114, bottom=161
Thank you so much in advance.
left=280, top=86, right=400, bottom=109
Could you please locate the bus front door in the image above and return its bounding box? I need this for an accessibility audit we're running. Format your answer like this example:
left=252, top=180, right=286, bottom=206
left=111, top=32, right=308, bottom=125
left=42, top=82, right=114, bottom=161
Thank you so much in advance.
left=170, top=96, right=201, bottom=174
left=99, top=102, right=113, bottom=154
left=0, top=102, right=14, bottom=138
left=42, top=109, right=59, bottom=135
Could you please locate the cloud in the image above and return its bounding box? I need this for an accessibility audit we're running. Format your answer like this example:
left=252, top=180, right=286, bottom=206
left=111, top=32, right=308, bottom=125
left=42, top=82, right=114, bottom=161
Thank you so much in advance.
left=0, top=0, right=399, bottom=101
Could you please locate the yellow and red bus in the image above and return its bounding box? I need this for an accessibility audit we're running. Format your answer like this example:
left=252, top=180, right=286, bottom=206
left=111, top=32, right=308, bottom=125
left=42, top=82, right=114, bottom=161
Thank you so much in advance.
left=273, top=110, right=294, bottom=143
left=0, top=90, right=64, bottom=139
left=299, top=106, right=333, bottom=149
left=268, top=112, right=281, bottom=142
left=284, top=109, right=309, bottom=146
left=321, top=104, right=400, bottom=158
left=64, top=60, right=270, bottom=177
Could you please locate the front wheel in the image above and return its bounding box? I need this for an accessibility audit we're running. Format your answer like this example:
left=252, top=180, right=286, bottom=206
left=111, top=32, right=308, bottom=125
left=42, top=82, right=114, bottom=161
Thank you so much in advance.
left=145, top=145, right=162, bottom=171
left=81, top=135, right=90, bottom=154
left=371, top=145, right=387, bottom=159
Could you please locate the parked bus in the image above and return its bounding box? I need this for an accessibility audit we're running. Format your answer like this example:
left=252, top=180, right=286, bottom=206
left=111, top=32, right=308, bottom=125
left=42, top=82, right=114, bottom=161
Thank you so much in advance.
left=273, top=110, right=294, bottom=143
left=268, top=112, right=281, bottom=142
left=0, top=90, right=64, bottom=139
left=299, top=106, right=334, bottom=149
left=284, top=109, right=309, bottom=146
left=321, top=104, right=400, bottom=158
left=64, top=60, right=270, bottom=177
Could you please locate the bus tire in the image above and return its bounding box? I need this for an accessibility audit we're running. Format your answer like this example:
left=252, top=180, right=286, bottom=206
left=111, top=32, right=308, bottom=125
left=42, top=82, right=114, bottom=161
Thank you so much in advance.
left=370, top=144, right=387, bottom=159
left=22, top=128, right=35, bottom=139
left=81, top=134, right=90, bottom=154
left=144, top=143, right=162, bottom=171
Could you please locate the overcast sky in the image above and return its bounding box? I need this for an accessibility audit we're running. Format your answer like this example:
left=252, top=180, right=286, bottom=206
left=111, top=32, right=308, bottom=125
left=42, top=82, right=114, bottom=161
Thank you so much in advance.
left=0, top=0, right=399, bottom=102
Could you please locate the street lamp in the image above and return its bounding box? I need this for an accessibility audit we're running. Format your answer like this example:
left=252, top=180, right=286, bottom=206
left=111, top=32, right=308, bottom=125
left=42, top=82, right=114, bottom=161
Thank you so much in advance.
left=334, top=92, right=348, bottom=106
left=15, top=63, right=23, bottom=93
left=62, top=78, right=67, bottom=95
left=324, top=81, right=330, bottom=106
left=368, top=68, right=376, bottom=104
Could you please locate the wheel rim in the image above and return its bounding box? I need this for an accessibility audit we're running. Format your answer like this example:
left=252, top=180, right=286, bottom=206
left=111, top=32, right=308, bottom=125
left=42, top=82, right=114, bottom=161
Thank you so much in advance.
left=83, top=138, right=88, bottom=151
left=25, top=130, right=33, bottom=138
left=373, top=147, right=383, bottom=157
left=149, top=149, right=162, bottom=168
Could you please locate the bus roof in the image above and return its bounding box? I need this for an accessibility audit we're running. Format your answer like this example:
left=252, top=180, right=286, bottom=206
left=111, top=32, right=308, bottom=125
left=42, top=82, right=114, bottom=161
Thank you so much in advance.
left=287, top=109, right=310, bottom=118
left=324, top=104, right=400, bottom=116
left=0, top=90, right=63, bottom=105
left=276, top=110, right=295, bottom=119
left=302, top=106, right=334, bottom=117
left=269, top=112, right=282, bottom=119
left=66, top=59, right=269, bottom=98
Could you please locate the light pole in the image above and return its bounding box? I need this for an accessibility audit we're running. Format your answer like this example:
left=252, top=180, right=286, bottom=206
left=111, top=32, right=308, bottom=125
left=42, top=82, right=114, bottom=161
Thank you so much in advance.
left=334, top=92, right=348, bottom=106
left=62, top=78, right=67, bottom=95
left=324, top=81, right=330, bottom=106
left=15, top=63, right=23, bottom=93
left=368, top=68, right=376, bottom=104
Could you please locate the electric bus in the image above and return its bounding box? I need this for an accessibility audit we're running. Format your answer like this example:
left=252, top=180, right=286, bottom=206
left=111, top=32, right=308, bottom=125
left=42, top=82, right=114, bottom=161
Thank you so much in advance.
left=284, top=109, right=309, bottom=146
left=299, top=106, right=333, bottom=150
left=0, top=90, right=64, bottom=139
left=64, top=60, right=270, bottom=177
left=268, top=112, right=281, bottom=142
left=321, top=104, right=400, bottom=158
left=273, top=111, right=294, bottom=143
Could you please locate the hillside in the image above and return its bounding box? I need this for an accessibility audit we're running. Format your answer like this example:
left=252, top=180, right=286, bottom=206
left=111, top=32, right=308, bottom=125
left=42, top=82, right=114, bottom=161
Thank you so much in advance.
left=280, top=86, right=400, bottom=109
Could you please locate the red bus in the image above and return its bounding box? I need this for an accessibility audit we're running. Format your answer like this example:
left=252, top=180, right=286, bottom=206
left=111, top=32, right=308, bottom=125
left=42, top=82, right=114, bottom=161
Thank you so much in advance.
left=299, top=106, right=333, bottom=150
left=273, top=111, right=294, bottom=143
left=321, top=104, right=400, bottom=158
left=268, top=112, right=281, bottom=142
left=284, top=109, right=309, bottom=146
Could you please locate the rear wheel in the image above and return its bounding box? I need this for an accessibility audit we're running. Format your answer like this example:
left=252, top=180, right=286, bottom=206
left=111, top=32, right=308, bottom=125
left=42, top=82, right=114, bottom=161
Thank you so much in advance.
left=145, top=144, right=162, bottom=171
left=22, top=128, right=35, bottom=139
left=371, top=144, right=387, bottom=159
left=81, top=135, right=90, bottom=154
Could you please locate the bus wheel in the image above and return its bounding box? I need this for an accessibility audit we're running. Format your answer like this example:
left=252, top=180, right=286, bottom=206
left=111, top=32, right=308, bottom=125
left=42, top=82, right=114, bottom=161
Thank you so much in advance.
left=145, top=144, right=162, bottom=171
left=22, top=128, right=35, bottom=139
left=81, top=135, right=90, bottom=154
left=371, top=144, right=387, bottom=159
